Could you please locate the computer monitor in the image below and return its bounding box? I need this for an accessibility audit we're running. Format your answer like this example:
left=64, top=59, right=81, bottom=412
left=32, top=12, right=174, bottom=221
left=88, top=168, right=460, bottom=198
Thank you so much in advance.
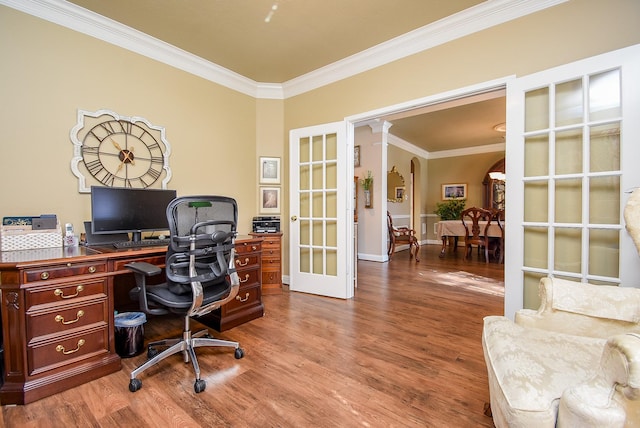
left=90, top=186, right=177, bottom=242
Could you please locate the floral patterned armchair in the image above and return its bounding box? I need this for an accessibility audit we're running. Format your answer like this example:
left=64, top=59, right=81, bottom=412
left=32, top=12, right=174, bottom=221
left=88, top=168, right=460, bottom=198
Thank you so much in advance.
left=482, top=277, right=640, bottom=427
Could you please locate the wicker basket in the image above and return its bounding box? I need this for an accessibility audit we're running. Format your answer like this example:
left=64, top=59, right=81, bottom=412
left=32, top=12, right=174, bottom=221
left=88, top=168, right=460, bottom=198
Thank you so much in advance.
left=0, top=225, right=63, bottom=251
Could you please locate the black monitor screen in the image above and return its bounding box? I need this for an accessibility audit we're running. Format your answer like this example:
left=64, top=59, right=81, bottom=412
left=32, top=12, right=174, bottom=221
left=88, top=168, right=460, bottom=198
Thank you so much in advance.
left=91, top=186, right=177, bottom=240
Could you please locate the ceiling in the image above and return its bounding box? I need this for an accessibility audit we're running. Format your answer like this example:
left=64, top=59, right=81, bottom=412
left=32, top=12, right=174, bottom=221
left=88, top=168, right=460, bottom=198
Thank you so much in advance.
left=64, top=0, right=506, bottom=153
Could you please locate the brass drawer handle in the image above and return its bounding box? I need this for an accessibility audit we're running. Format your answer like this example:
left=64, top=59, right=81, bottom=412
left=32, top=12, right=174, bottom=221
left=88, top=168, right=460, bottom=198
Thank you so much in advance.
left=56, top=339, right=85, bottom=355
left=54, top=285, right=84, bottom=299
left=40, top=272, right=50, bottom=280
left=88, top=266, right=97, bottom=274
left=236, top=258, right=249, bottom=267
left=235, top=293, right=250, bottom=303
left=251, top=245, right=258, bottom=251
left=239, top=274, right=250, bottom=283
left=55, top=310, right=85, bottom=325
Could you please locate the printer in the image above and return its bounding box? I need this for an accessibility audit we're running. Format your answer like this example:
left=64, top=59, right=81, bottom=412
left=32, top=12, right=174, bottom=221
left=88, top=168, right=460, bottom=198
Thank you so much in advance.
left=252, top=216, right=280, bottom=233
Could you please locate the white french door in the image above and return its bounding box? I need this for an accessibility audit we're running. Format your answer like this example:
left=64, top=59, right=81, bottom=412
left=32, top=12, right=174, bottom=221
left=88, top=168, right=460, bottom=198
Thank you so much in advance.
left=505, top=44, right=640, bottom=319
left=289, top=122, right=354, bottom=299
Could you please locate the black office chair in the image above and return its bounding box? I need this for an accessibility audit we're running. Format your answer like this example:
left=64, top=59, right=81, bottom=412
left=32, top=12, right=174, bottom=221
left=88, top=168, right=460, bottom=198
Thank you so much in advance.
left=125, top=196, right=244, bottom=394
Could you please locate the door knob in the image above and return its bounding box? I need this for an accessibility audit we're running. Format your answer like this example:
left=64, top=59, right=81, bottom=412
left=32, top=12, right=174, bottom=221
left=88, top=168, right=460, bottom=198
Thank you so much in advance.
left=291, top=215, right=297, bottom=221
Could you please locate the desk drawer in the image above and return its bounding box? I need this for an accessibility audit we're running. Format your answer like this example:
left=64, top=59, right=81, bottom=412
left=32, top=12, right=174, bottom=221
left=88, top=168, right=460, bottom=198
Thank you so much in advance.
left=224, top=283, right=262, bottom=315
left=26, top=278, right=108, bottom=309
left=235, top=240, right=261, bottom=255
left=24, top=261, right=107, bottom=283
left=234, top=254, right=260, bottom=270
left=261, top=239, right=280, bottom=253
left=261, top=269, right=281, bottom=286
left=112, top=255, right=165, bottom=273
left=27, top=299, right=108, bottom=339
left=236, top=266, right=260, bottom=288
left=28, top=326, right=109, bottom=376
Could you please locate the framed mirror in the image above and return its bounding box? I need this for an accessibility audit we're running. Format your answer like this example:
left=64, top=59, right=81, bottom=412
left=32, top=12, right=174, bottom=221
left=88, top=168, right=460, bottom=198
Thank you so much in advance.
left=387, top=166, right=405, bottom=203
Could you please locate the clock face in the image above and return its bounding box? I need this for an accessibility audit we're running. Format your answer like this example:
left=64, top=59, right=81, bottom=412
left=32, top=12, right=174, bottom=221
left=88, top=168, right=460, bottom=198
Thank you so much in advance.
left=71, top=110, right=172, bottom=192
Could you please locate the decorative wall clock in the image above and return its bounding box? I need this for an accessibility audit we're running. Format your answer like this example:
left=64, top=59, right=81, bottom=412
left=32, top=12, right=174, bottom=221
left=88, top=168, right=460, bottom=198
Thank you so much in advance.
left=70, top=109, right=172, bottom=192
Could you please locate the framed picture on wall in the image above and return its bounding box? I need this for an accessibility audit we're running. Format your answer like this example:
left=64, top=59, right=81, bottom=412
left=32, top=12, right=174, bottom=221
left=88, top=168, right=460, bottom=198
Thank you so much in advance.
left=259, top=157, right=280, bottom=184
left=260, top=186, right=280, bottom=214
left=395, top=187, right=405, bottom=200
left=354, top=145, right=361, bottom=167
left=442, top=183, right=467, bottom=200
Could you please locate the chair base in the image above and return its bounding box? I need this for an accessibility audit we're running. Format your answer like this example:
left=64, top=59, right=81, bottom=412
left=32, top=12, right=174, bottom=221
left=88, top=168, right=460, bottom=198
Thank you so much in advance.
left=129, top=317, right=244, bottom=394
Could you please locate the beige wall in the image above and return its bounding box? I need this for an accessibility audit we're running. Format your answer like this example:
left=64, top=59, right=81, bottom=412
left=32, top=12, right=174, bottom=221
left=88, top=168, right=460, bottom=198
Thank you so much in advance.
left=2, top=0, right=640, bottom=278
left=0, top=7, right=258, bottom=234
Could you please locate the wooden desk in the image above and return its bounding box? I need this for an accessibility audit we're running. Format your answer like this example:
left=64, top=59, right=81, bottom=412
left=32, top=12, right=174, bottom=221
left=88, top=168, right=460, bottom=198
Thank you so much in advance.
left=0, top=237, right=263, bottom=405
left=436, top=220, right=503, bottom=258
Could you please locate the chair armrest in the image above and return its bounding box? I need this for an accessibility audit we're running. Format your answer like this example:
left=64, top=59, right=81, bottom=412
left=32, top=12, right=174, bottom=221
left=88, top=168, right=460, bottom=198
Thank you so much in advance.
left=124, top=261, right=162, bottom=276
left=515, top=277, right=640, bottom=339
left=558, top=333, right=640, bottom=426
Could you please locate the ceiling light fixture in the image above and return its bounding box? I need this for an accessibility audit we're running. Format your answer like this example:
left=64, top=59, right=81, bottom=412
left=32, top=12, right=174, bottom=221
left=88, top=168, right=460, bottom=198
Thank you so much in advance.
left=264, top=3, right=279, bottom=23
left=489, top=171, right=506, bottom=181
left=493, top=122, right=506, bottom=133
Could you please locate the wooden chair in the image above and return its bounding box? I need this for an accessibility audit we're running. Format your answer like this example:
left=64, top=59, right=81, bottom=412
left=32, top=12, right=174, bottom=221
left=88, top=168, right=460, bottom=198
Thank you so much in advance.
left=460, top=207, right=493, bottom=263
left=491, top=209, right=505, bottom=264
left=387, top=211, right=420, bottom=262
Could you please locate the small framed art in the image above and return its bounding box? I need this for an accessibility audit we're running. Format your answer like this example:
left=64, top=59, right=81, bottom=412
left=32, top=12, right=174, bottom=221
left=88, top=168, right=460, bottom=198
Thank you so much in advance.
left=260, top=157, right=281, bottom=184
left=260, top=187, right=280, bottom=214
left=442, top=183, right=467, bottom=200
left=354, top=145, right=361, bottom=167
left=395, top=187, right=405, bottom=200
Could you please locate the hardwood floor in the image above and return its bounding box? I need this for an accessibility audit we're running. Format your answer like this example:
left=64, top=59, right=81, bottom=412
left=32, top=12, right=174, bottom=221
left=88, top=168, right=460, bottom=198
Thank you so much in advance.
left=1, top=244, right=504, bottom=427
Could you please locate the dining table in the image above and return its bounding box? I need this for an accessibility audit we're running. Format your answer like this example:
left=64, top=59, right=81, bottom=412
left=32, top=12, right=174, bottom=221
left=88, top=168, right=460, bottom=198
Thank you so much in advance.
left=436, top=220, right=503, bottom=258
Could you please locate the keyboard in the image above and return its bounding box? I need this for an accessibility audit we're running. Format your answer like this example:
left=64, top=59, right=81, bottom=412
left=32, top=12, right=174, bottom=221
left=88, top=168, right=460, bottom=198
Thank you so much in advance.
left=113, top=239, right=170, bottom=249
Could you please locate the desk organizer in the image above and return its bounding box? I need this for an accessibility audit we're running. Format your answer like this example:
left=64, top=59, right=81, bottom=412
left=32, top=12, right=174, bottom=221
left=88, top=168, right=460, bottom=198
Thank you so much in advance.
left=0, top=225, right=62, bottom=251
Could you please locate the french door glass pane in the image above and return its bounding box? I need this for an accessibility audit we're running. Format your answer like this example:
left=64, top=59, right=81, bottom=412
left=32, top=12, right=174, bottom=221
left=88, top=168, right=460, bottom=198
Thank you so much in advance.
left=525, top=87, right=549, bottom=132
left=299, top=137, right=310, bottom=162
left=312, top=220, right=323, bottom=246
left=555, top=128, right=582, bottom=175
left=554, top=228, right=582, bottom=273
left=589, top=69, right=621, bottom=121
left=300, top=193, right=310, bottom=217
left=524, top=271, right=545, bottom=309
left=300, top=220, right=310, bottom=245
left=327, top=249, right=337, bottom=276
left=555, top=178, right=582, bottom=223
left=589, top=176, right=619, bottom=224
left=588, top=229, right=619, bottom=278
left=524, top=181, right=548, bottom=222
left=299, top=165, right=310, bottom=190
left=312, top=191, right=323, bottom=217
left=590, top=123, right=620, bottom=173
left=523, top=226, right=548, bottom=268
left=300, top=248, right=310, bottom=273
left=524, top=135, right=549, bottom=176
left=555, top=79, right=583, bottom=127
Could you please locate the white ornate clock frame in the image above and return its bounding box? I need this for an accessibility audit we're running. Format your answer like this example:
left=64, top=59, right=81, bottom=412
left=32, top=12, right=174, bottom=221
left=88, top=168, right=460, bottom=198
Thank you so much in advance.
left=70, top=109, right=172, bottom=193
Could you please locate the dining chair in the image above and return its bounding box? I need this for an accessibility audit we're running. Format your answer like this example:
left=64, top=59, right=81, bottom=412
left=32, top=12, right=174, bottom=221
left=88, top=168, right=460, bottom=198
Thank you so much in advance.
left=460, top=207, right=493, bottom=262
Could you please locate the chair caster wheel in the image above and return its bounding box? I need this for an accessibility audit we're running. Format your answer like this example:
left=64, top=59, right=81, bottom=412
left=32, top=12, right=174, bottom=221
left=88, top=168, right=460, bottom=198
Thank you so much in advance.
left=194, top=379, right=206, bottom=393
left=129, top=378, right=142, bottom=392
left=235, top=347, right=245, bottom=359
left=148, top=347, right=159, bottom=359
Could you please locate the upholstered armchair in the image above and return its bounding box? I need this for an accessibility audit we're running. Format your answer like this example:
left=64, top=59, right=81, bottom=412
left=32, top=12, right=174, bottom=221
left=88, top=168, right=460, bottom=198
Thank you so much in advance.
left=482, top=277, right=640, bottom=427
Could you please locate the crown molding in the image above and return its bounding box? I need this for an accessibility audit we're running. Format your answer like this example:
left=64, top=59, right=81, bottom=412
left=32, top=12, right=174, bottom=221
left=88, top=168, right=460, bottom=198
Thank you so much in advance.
left=428, top=142, right=506, bottom=159
left=1, top=0, right=260, bottom=97
left=387, top=133, right=431, bottom=159
left=386, top=133, right=505, bottom=160
left=281, top=0, right=567, bottom=98
left=2, top=0, right=566, bottom=99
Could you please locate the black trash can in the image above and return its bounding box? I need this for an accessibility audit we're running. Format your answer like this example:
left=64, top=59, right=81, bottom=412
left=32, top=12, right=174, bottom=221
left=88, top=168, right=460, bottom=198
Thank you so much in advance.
left=114, top=312, right=147, bottom=358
